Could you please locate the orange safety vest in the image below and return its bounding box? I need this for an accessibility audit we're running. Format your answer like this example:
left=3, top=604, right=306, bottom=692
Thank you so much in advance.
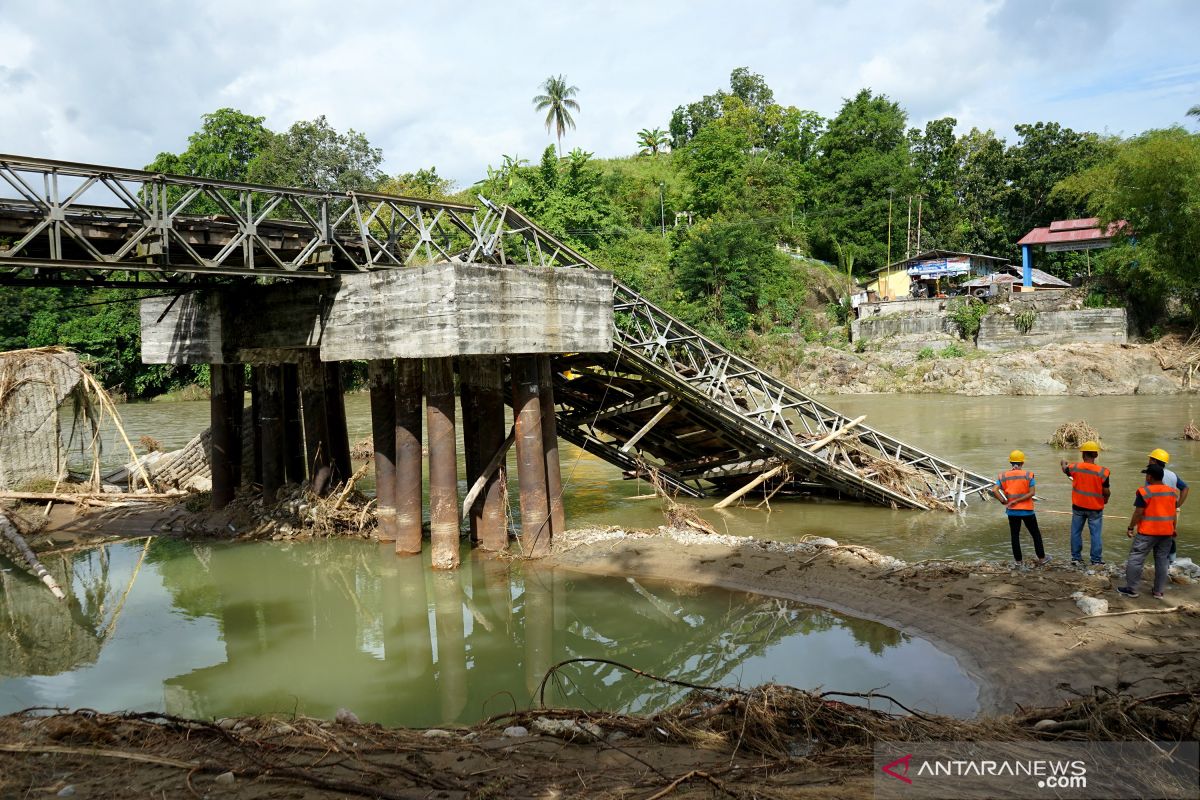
left=1136, top=484, right=1178, bottom=536
left=1068, top=461, right=1110, bottom=510
left=998, top=469, right=1035, bottom=511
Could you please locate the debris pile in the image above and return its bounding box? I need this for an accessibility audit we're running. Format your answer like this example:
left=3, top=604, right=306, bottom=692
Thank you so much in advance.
left=1048, top=420, right=1102, bottom=449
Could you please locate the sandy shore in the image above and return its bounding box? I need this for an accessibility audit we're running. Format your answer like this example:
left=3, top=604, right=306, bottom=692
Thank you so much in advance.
left=546, top=527, right=1200, bottom=715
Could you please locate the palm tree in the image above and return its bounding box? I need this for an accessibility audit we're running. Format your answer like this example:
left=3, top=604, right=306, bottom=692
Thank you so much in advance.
left=1189, top=104, right=1200, bottom=119
left=637, top=128, right=670, bottom=156
left=533, top=75, right=580, bottom=156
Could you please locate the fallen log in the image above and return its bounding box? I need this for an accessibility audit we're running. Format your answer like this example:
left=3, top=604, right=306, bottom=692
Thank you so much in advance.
left=0, top=491, right=181, bottom=503
left=0, top=510, right=66, bottom=600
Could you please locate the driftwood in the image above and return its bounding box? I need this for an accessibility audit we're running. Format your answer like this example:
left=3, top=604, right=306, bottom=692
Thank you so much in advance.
left=460, top=426, right=516, bottom=521
left=0, top=510, right=66, bottom=599
left=0, top=491, right=179, bottom=503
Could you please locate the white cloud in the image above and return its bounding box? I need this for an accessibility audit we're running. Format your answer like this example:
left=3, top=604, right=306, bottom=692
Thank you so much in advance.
left=0, top=0, right=1196, bottom=186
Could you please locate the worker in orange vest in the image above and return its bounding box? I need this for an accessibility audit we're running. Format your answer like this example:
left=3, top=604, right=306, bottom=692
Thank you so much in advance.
left=993, top=450, right=1048, bottom=565
left=1118, top=462, right=1179, bottom=599
left=1060, top=441, right=1110, bottom=565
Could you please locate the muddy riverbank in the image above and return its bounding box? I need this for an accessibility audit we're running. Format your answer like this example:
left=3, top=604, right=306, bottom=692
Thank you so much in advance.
left=780, top=341, right=1188, bottom=395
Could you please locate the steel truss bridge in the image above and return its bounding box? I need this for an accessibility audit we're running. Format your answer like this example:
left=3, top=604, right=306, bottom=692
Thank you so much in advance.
left=0, top=154, right=994, bottom=509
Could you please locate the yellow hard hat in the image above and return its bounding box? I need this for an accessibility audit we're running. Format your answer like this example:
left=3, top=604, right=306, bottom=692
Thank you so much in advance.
left=1079, top=441, right=1101, bottom=453
left=1149, top=448, right=1170, bottom=464
left=1009, top=450, right=1026, bottom=463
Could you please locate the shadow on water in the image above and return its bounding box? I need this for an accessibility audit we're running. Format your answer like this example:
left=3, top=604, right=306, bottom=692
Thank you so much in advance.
left=0, top=538, right=977, bottom=724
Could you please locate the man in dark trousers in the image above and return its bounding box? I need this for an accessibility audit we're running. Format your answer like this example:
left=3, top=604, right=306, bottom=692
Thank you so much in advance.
left=1060, top=441, right=1110, bottom=565
left=994, top=450, right=1048, bottom=566
left=1118, top=463, right=1179, bottom=600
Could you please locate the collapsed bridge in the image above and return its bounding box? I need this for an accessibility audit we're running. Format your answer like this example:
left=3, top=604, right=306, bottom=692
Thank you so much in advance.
left=0, top=153, right=994, bottom=558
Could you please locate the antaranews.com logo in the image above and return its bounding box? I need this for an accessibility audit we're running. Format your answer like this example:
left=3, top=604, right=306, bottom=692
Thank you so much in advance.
left=873, top=741, right=1198, bottom=799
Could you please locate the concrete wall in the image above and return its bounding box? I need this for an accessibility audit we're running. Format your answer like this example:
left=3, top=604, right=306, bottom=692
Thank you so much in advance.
left=856, top=298, right=948, bottom=319
left=977, top=308, right=1127, bottom=352
left=0, top=351, right=80, bottom=489
left=851, top=314, right=955, bottom=342
left=142, top=263, right=613, bottom=364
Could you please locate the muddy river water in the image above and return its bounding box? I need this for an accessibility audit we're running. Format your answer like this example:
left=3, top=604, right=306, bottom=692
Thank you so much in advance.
left=3, top=393, right=1196, bottom=724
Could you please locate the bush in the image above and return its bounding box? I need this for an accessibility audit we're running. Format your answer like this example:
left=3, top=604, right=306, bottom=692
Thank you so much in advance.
left=1013, top=309, right=1037, bottom=333
left=916, top=346, right=935, bottom=360
left=854, top=339, right=867, bottom=353
left=947, top=297, right=988, bottom=340
left=939, top=343, right=965, bottom=358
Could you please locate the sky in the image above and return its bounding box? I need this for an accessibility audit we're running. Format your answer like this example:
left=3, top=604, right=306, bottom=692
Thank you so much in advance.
left=1, top=0, right=1198, bottom=188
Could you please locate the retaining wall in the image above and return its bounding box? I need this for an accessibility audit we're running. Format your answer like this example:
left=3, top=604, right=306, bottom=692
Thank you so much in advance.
left=851, top=314, right=955, bottom=342
left=977, top=308, right=1127, bottom=351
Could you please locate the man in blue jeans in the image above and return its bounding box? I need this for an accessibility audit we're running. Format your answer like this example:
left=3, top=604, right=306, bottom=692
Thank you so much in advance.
left=1061, top=441, right=1110, bottom=565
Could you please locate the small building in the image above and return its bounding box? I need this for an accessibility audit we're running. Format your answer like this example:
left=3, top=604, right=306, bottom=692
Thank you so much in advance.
left=1016, top=217, right=1126, bottom=286
left=865, top=250, right=1010, bottom=301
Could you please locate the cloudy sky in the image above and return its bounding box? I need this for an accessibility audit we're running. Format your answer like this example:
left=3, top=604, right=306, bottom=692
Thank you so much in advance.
left=1, top=0, right=1197, bottom=187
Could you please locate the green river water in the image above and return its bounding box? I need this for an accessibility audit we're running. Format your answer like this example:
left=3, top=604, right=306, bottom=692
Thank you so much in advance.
left=2, top=392, right=1197, bottom=724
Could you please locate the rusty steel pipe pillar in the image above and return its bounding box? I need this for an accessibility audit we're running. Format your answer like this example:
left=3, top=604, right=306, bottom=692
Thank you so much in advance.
left=460, top=356, right=508, bottom=552
left=298, top=352, right=333, bottom=496
left=323, top=362, right=352, bottom=487
left=426, top=357, right=460, bottom=570
left=394, top=359, right=424, bottom=555
left=510, top=356, right=551, bottom=557
left=538, top=356, right=566, bottom=538
left=249, top=365, right=264, bottom=488
left=260, top=365, right=286, bottom=504
left=281, top=364, right=305, bottom=484
left=368, top=359, right=398, bottom=542
left=209, top=364, right=243, bottom=510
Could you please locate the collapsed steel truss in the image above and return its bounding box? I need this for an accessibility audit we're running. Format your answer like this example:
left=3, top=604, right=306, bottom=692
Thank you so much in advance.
left=0, top=153, right=994, bottom=507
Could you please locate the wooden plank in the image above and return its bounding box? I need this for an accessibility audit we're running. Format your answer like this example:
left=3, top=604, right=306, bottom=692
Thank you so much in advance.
left=619, top=400, right=678, bottom=453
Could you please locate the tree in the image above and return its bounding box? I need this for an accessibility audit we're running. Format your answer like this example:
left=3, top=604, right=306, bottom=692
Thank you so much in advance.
left=1003, top=122, right=1109, bottom=243
left=247, top=116, right=383, bottom=192
left=145, top=108, right=271, bottom=182
left=637, top=128, right=670, bottom=156
left=380, top=168, right=455, bottom=200
left=954, top=128, right=1010, bottom=256
left=908, top=117, right=963, bottom=250
left=1056, top=127, right=1200, bottom=321
left=813, top=89, right=914, bottom=270
left=1189, top=104, right=1200, bottom=119
left=533, top=75, right=580, bottom=156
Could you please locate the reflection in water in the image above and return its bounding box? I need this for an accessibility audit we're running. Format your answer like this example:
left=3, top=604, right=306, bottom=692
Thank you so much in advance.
left=0, top=539, right=976, bottom=723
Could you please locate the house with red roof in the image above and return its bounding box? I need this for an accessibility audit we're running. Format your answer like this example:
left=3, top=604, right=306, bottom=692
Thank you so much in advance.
left=1016, top=217, right=1127, bottom=286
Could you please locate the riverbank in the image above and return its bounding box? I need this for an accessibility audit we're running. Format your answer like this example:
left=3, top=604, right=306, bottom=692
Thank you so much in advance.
left=3, top=522, right=1198, bottom=799
left=779, top=341, right=1188, bottom=395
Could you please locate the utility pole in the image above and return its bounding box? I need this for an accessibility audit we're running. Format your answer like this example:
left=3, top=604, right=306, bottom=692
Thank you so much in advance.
left=906, top=196, right=913, bottom=260
left=659, top=183, right=666, bottom=240
left=916, top=194, right=923, bottom=254
left=886, top=189, right=894, bottom=266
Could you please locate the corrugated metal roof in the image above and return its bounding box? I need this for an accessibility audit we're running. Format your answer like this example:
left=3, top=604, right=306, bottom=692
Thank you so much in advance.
left=1000, top=265, right=1071, bottom=287
left=1018, top=218, right=1125, bottom=246
left=870, top=249, right=1010, bottom=274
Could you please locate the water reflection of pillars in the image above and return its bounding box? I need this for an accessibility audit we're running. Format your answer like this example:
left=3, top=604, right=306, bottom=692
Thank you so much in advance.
left=426, top=358, right=460, bottom=570
left=381, top=548, right=433, bottom=681
left=368, top=360, right=398, bottom=543
left=430, top=570, right=467, bottom=723
left=394, top=359, right=424, bottom=555
left=523, top=568, right=554, bottom=697
left=209, top=364, right=244, bottom=510
left=460, top=357, right=508, bottom=552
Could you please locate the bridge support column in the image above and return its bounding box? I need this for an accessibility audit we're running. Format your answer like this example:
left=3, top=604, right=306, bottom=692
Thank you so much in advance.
left=210, top=364, right=244, bottom=511
left=369, top=359, right=398, bottom=542
left=323, top=362, right=352, bottom=487
left=511, top=356, right=551, bottom=557
left=282, top=364, right=305, bottom=485
left=249, top=366, right=263, bottom=488
left=394, top=358, right=424, bottom=555
left=298, top=352, right=333, bottom=496
left=260, top=364, right=285, bottom=504
left=460, top=356, right=508, bottom=552
left=538, top=356, right=565, bottom=538
left=425, top=357, right=460, bottom=569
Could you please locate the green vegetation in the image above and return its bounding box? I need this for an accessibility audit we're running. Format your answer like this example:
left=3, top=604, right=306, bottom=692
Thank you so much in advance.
left=939, top=343, right=965, bottom=358
left=947, top=298, right=988, bottom=341
left=1013, top=309, right=1038, bottom=333
left=916, top=346, right=935, bottom=361
left=10, top=70, right=1196, bottom=398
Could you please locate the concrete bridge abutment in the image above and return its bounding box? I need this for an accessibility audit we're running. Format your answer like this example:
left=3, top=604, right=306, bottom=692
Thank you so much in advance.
left=140, top=263, right=613, bottom=569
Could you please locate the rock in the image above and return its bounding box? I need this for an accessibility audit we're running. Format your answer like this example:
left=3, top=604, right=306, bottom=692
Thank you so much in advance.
left=502, top=725, right=529, bottom=738
left=1073, top=593, right=1109, bottom=616
left=808, top=536, right=838, bottom=548
left=1033, top=719, right=1059, bottom=731
left=1136, top=374, right=1178, bottom=395
left=56, top=786, right=76, bottom=797
left=1171, top=557, right=1200, bottom=578
left=214, top=771, right=236, bottom=785
left=423, top=728, right=454, bottom=738
left=531, top=717, right=602, bottom=740
left=334, top=708, right=360, bottom=726
left=217, top=718, right=237, bottom=730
